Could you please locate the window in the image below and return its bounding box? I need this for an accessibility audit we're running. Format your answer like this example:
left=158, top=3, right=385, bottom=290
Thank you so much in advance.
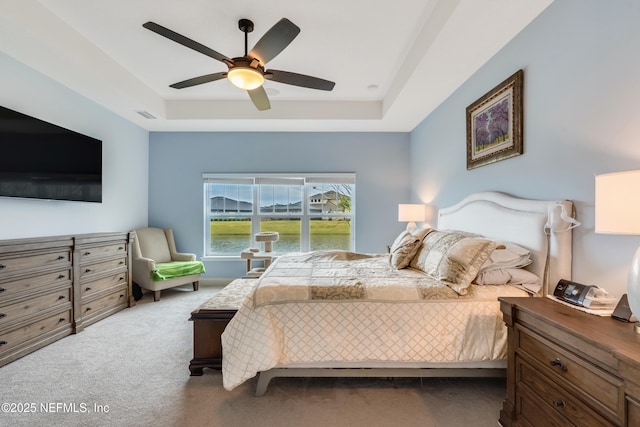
left=203, top=173, right=355, bottom=256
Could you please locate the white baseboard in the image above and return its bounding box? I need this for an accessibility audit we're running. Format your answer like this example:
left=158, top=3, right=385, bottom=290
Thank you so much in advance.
left=200, top=277, right=237, bottom=287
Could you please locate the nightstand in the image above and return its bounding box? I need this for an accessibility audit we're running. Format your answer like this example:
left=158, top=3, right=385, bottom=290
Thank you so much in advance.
left=499, top=296, right=640, bottom=427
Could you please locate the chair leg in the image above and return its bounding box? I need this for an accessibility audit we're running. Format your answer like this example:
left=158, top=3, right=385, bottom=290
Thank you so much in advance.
left=153, top=290, right=161, bottom=301
left=193, top=281, right=199, bottom=291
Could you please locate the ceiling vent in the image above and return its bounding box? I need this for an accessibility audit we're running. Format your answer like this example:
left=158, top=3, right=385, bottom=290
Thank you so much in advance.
left=136, top=110, right=156, bottom=119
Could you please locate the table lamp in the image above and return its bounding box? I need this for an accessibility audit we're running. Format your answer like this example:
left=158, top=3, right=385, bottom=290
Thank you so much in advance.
left=595, top=170, right=640, bottom=329
left=398, top=204, right=425, bottom=230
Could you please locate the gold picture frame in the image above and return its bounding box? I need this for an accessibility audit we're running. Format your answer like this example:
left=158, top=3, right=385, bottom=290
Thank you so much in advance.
left=466, top=69, right=523, bottom=170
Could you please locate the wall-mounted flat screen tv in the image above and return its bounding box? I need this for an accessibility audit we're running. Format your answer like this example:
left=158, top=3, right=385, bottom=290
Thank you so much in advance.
left=0, top=105, right=102, bottom=203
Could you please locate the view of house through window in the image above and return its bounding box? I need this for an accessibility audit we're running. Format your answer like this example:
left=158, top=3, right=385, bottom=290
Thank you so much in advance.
left=203, top=174, right=355, bottom=256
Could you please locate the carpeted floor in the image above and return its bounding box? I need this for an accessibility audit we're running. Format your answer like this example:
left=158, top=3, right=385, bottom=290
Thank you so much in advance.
left=0, top=284, right=506, bottom=427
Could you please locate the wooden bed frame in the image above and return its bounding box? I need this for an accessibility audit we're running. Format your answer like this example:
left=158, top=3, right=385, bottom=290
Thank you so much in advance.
left=189, top=278, right=255, bottom=376
left=190, top=192, right=575, bottom=395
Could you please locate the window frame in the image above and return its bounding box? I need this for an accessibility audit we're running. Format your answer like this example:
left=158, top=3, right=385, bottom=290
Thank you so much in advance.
left=203, top=173, right=355, bottom=258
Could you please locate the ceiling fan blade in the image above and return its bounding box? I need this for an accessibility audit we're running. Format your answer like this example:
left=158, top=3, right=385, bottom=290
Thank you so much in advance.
left=169, top=72, right=227, bottom=89
left=249, top=18, right=300, bottom=65
left=248, top=86, right=271, bottom=111
left=266, top=69, right=335, bottom=91
left=143, top=21, right=231, bottom=64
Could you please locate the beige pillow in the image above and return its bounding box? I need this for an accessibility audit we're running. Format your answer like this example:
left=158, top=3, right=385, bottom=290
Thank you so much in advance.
left=410, top=230, right=499, bottom=295
left=389, top=227, right=431, bottom=269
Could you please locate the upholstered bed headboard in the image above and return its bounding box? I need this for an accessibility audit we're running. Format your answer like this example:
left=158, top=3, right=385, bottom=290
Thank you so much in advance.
left=437, top=192, right=574, bottom=295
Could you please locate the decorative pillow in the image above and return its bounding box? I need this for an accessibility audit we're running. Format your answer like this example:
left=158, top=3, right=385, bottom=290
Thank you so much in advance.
left=474, top=267, right=542, bottom=294
left=389, top=227, right=431, bottom=269
left=480, top=242, right=532, bottom=272
left=409, top=229, right=500, bottom=295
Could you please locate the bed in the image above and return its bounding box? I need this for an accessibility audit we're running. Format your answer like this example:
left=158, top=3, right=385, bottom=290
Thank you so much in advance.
left=221, top=191, right=575, bottom=395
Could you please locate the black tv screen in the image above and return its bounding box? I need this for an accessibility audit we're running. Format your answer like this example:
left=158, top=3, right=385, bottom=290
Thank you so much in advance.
left=0, top=105, right=102, bottom=203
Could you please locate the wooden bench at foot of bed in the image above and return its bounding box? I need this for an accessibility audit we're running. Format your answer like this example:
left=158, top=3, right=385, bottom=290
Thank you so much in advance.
left=188, top=279, right=257, bottom=376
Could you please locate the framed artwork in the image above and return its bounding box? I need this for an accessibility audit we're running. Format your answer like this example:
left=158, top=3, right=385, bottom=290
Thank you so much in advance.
left=466, top=69, right=523, bottom=170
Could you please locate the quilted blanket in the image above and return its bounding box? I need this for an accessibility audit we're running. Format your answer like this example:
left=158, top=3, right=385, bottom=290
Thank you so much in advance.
left=253, top=251, right=462, bottom=306
left=221, top=251, right=528, bottom=390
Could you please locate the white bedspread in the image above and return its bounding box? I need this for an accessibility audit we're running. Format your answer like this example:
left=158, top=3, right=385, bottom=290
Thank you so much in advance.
left=221, top=251, right=529, bottom=390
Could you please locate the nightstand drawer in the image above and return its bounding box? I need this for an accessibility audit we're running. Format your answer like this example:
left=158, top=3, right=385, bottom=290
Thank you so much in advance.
left=517, top=327, right=623, bottom=417
left=517, top=358, right=615, bottom=427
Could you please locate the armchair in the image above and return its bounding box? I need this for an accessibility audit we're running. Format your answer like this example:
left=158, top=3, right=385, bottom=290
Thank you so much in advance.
left=132, top=228, right=205, bottom=301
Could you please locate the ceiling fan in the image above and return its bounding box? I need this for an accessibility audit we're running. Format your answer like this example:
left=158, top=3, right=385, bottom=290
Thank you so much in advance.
left=143, top=18, right=335, bottom=111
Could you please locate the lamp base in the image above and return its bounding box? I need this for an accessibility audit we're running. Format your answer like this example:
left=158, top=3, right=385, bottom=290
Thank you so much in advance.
left=627, top=246, right=640, bottom=323
left=405, top=222, right=417, bottom=231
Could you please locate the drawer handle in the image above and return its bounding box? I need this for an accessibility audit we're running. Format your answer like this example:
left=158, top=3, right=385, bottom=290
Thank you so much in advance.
left=552, top=399, right=566, bottom=409
left=0, top=264, right=5, bottom=269
left=119, top=277, right=124, bottom=281
left=0, top=340, right=7, bottom=346
left=85, top=268, right=92, bottom=273
left=550, top=358, right=567, bottom=371
left=57, top=255, right=65, bottom=260
left=84, top=251, right=91, bottom=256
left=118, top=246, right=124, bottom=250
left=59, top=318, right=66, bottom=322
left=58, top=295, right=65, bottom=300
left=0, top=313, right=5, bottom=319
left=119, top=261, right=124, bottom=265
left=85, top=307, right=92, bottom=312
left=85, top=287, right=92, bottom=292
left=58, top=274, right=65, bottom=279
left=0, top=287, right=4, bottom=293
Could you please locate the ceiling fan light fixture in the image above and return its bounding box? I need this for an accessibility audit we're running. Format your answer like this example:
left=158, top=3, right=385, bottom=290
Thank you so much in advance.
left=227, top=67, right=264, bottom=90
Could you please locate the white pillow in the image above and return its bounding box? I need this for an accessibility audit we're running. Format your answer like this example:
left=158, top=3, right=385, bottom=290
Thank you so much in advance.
left=474, top=267, right=542, bottom=294
left=479, top=242, right=532, bottom=272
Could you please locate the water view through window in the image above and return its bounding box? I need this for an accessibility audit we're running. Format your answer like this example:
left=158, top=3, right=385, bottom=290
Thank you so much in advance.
left=204, top=174, right=354, bottom=256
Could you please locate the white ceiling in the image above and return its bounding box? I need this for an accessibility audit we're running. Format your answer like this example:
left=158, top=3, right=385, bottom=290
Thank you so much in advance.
left=0, top=0, right=553, bottom=132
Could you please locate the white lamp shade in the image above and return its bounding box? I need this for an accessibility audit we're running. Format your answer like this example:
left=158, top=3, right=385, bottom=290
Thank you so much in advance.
left=595, top=170, right=640, bottom=322
left=398, top=204, right=425, bottom=222
left=595, top=170, right=640, bottom=235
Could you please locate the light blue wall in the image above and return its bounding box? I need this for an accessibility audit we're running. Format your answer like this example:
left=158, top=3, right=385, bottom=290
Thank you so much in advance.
left=0, top=52, right=149, bottom=239
left=410, top=0, right=640, bottom=297
left=148, top=132, right=410, bottom=279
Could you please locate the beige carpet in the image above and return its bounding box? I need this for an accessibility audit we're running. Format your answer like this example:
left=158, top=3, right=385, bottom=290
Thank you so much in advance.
left=0, top=284, right=506, bottom=427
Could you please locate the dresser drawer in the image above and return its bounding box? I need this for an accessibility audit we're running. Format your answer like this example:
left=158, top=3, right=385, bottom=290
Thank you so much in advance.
left=79, top=258, right=127, bottom=279
left=517, top=358, right=615, bottom=427
left=0, top=269, right=71, bottom=302
left=0, top=288, right=71, bottom=329
left=80, top=272, right=127, bottom=299
left=0, top=249, right=71, bottom=279
left=79, top=242, right=127, bottom=263
left=80, top=287, right=127, bottom=319
left=0, top=309, right=71, bottom=355
left=517, top=327, right=623, bottom=417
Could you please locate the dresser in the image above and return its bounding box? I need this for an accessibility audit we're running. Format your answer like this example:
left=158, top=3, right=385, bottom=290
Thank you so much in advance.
left=73, top=232, right=134, bottom=332
left=499, top=297, right=640, bottom=427
left=0, top=232, right=134, bottom=367
left=0, top=236, right=74, bottom=367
